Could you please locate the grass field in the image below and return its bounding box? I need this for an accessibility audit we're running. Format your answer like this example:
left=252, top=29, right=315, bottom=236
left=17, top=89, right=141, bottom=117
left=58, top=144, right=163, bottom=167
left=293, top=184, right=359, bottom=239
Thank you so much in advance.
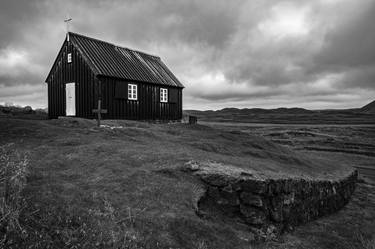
left=0, top=116, right=374, bottom=248
left=185, top=108, right=375, bottom=124
left=201, top=121, right=375, bottom=183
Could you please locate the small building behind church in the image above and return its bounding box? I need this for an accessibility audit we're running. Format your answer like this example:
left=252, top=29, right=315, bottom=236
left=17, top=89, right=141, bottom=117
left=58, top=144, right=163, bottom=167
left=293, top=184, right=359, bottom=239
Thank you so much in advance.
left=45, top=32, right=184, bottom=120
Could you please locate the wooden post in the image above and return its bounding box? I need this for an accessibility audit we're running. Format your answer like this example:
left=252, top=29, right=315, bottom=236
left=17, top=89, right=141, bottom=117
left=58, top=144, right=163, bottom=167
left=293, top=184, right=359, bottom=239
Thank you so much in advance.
left=92, top=99, right=107, bottom=127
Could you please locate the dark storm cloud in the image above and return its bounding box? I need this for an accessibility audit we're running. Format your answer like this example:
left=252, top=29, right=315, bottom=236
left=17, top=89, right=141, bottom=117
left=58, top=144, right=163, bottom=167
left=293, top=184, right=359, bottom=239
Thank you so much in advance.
left=314, top=3, right=375, bottom=69
left=116, top=0, right=241, bottom=49
left=0, top=0, right=374, bottom=109
left=338, top=66, right=375, bottom=89
left=312, top=1, right=375, bottom=89
left=69, top=0, right=241, bottom=48
left=0, top=0, right=40, bottom=47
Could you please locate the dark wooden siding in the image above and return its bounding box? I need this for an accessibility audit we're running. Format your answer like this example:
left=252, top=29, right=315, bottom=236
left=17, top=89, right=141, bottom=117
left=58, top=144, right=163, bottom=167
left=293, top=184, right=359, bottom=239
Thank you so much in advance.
left=46, top=38, right=183, bottom=121
left=99, top=77, right=182, bottom=120
left=47, top=40, right=97, bottom=119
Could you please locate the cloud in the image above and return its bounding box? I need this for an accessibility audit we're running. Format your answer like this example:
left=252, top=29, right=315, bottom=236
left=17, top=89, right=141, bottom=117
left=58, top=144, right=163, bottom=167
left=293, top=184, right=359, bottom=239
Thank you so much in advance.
left=0, top=48, right=44, bottom=86
left=312, top=0, right=375, bottom=89
left=314, top=0, right=375, bottom=68
left=0, top=0, right=374, bottom=109
left=0, top=84, right=46, bottom=108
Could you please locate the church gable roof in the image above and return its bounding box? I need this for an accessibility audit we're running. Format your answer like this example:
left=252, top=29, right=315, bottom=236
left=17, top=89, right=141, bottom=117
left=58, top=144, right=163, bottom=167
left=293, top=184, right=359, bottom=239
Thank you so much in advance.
left=47, top=32, right=184, bottom=88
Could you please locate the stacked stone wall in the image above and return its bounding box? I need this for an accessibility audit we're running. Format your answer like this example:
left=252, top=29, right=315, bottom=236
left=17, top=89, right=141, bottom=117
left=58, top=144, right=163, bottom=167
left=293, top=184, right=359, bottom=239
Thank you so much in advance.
left=187, top=162, right=358, bottom=239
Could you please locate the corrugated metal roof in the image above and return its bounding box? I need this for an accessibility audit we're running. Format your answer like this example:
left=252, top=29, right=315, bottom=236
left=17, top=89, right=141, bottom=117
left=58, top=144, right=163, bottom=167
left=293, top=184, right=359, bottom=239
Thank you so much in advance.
left=67, top=32, right=184, bottom=88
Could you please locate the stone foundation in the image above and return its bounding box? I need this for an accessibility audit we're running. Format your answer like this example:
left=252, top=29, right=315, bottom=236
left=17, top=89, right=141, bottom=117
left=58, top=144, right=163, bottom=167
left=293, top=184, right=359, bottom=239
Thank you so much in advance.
left=186, top=161, right=357, bottom=240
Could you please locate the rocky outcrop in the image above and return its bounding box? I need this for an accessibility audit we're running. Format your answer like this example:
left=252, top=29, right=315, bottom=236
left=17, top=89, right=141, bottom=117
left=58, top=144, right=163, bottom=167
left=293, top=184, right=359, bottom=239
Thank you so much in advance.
left=185, top=161, right=357, bottom=240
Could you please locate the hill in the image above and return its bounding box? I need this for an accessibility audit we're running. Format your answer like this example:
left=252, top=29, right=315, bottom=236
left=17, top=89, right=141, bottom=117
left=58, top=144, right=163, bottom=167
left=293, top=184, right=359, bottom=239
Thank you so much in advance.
left=0, top=104, right=48, bottom=119
left=361, top=100, right=375, bottom=113
left=185, top=106, right=375, bottom=124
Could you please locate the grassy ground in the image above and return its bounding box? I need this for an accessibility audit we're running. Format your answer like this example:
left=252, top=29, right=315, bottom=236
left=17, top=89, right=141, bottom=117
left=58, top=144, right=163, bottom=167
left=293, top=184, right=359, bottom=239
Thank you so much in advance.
left=0, top=117, right=372, bottom=248
left=202, top=122, right=375, bottom=183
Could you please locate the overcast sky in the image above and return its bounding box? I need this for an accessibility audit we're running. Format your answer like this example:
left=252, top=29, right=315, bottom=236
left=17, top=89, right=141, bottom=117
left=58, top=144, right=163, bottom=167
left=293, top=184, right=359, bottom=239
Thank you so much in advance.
left=0, top=0, right=374, bottom=110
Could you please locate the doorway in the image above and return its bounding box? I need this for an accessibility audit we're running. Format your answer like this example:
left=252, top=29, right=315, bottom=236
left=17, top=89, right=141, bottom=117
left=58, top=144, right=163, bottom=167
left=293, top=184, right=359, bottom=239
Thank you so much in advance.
left=65, top=83, right=76, bottom=116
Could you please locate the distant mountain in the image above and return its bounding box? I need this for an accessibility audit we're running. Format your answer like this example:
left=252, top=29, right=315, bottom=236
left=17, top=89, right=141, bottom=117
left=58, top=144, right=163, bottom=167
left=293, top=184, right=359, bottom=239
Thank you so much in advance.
left=185, top=107, right=313, bottom=115
left=361, top=100, right=375, bottom=113
left=184, top=105, right=375, bottom=124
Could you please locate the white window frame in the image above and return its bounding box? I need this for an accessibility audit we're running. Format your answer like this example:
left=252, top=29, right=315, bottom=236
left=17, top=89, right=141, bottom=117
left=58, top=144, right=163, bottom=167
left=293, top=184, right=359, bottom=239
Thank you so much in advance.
left=160, top=88, right=168, bottom=103
left=128, top=84, right=137, bottom=100
left=67, top=53, right=72, bottom=63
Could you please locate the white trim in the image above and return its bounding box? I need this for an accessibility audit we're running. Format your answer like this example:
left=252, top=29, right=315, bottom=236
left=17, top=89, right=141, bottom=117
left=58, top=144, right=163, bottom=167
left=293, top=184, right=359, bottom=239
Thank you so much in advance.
left=65, top=83, right=76, bottom=116
left=67, top=53, right=72, bottom=63
left=160, top=88, right=168, bottom=103
left=128, top=83, right=137, bottom=100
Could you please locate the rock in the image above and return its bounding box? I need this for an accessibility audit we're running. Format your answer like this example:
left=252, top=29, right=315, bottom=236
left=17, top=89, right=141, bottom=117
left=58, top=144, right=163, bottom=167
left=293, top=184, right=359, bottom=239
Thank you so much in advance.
left=231, top=180, right=243, bottom=191
left=207, top=187, right=239, bottom=206
left=283, top=193, right=295, bottom=205
left=207, top=187, right=220, bottom=200
left=265, top=224, right=278, bottom=241
left=240, top=205, right=267, bottom=225
left=268, top=179, right=284, bottom=195
left=282, top=205, right=291, bottom=220
left=220, top=188, right=240, bottom=206
left=222, top=184, right=234, bottom=193
left=240, top=192, right=263, bottom=207
left=200, top=174, right=228, bottom=187
left=270, top=208, right=283, bottom=223
left=240, top=172, right=253, bottom=177
left=235, top=230, right=256, bottom=242
left=184, top=160, right=200, bottom=171
left=241, top=180, right=267, bottom=194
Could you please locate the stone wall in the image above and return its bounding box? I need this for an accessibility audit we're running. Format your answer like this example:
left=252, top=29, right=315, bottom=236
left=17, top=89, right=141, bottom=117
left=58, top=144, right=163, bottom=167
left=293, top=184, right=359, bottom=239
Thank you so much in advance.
left=186, top=161, right=358, bottom=240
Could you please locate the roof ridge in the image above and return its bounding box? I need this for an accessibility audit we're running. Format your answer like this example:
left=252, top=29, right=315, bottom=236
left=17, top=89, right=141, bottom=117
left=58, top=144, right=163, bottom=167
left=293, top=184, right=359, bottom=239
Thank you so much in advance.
left=68, top=32, right=160, bottom=59
left=68, top=32, right=115, bottom=46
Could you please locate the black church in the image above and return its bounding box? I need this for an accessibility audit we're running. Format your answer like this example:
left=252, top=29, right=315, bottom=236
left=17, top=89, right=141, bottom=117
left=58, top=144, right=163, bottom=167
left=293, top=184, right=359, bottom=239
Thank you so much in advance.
left=45, top=32, right=184, bottom=120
